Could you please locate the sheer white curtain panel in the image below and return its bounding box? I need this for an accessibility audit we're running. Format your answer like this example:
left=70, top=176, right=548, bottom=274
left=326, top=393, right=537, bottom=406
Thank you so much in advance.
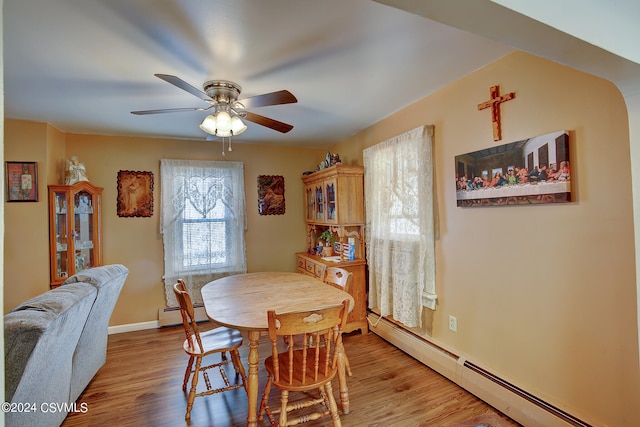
left=161, top=159, right=247, bottom=307
left=364, top=125, right=436, bottom=328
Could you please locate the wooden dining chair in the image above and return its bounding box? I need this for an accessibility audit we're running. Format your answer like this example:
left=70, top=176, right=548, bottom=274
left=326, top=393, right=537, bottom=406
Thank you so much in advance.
left=259, top=300, right=350, bottom=427
left=173, top=280, right=247, bottom=420
left=322, top=267, right=353, bottom=378
left=322, top=267, right=353, bottom=293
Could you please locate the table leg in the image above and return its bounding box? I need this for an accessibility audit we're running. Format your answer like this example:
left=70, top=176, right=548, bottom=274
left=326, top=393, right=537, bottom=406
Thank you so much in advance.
left=246, top=330, right=261, bottom=427
left=336, top=341, right=350, bottom=414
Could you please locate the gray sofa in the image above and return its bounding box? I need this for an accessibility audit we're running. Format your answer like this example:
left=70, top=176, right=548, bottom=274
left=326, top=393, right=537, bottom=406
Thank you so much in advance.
left=4, top=264, right=128, bottom=427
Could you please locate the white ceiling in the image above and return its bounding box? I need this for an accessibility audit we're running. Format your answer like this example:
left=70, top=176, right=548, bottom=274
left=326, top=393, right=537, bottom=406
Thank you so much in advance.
left=491, top=0, right=640, bottom=65
left=4, top=1, right=640, bottom=151
left=3, top=0, right=512, bottom=149
left=378, top=0, right=640, bottom=96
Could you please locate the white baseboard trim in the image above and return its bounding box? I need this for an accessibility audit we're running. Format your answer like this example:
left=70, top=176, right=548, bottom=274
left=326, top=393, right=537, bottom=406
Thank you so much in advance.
left=108, top=321, right=158, bottom=335
left=367, top=313, right=597, bottom=427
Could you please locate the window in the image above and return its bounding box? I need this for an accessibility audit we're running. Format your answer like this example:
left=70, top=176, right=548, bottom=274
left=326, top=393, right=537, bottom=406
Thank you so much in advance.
left=180, top=179, right=229, bottom=269
left=161, top=159, right=246, bottom=306
left=364, top=125, right=436, bottom=328
left=386, top=156, right=422, bottom=238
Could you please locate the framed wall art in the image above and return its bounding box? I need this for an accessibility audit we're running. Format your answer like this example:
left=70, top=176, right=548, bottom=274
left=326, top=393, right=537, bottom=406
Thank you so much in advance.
left=257, top=175, right=285, bottom=215
left=5, top=161, right=38, bottom=202
left=116, top=170, right=154, bottom=217
left=455, top=130, right=571, bottom=207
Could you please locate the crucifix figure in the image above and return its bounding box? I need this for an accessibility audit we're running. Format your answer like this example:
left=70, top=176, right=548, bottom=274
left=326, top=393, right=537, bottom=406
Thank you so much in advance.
left=477, top=85, right=515, bottom=141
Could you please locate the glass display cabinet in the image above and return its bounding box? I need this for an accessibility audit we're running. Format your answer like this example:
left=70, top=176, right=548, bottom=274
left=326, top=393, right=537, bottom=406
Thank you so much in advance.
left=48, top=182, right=103, bottom=288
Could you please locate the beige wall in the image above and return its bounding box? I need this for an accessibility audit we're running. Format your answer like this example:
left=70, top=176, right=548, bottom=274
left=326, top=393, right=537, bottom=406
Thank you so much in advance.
left=332, top=51, right=640, bottom=426
left=4, top=125, right=325, bottom=324
left=4, top=121, right=56, bottom=306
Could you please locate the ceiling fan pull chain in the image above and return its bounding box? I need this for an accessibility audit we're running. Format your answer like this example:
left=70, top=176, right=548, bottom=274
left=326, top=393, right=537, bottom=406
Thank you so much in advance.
left=222, top=138, right=226, bottom=156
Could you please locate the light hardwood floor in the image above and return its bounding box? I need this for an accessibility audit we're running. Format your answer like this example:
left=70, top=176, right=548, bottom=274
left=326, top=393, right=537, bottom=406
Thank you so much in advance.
left=62, top=323, right=521, bottom=427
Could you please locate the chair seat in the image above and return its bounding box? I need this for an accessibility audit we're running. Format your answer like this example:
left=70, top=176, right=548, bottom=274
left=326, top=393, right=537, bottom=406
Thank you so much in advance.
left=183, top=326, right=243, bottom=356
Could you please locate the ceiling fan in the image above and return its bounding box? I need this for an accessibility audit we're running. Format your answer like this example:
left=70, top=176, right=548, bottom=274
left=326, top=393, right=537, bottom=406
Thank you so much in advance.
left=131, top=74, right=297, bottom=136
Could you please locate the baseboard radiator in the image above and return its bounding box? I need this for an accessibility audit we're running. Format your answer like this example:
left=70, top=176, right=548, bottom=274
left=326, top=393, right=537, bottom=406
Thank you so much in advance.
left=157, top=305, right=209, bottom=327
left=367, top=313, right=596, bottom=427
left=106, top=306, right=209, bottom=334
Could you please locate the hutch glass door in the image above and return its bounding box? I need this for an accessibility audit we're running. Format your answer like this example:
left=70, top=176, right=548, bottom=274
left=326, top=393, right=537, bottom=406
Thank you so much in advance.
left=53, top=191, right=69, bottom=279
left=73, top=190, right=96, bottom=273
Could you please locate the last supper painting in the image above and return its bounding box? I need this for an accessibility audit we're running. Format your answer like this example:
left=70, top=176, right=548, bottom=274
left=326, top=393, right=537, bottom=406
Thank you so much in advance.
left=455, top=130, right=571, bottom=207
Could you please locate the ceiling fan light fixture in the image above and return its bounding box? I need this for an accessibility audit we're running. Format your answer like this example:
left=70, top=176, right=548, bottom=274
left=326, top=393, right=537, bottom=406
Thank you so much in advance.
left=200, top=111, right=247, bottom=138
left=216, top=128, right=233, bottom=137
left=215, top=110, right=232, bottom=133
left=231, top=116, right=248, bottom=135
left=199, top=114, right=218, bottom=135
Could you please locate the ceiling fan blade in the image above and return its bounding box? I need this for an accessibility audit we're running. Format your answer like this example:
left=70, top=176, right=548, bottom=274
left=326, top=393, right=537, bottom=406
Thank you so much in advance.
left=154, top=73, right=213, bottom=102
left=244, top=111, right=294, bottom=133
left=131, top=107, right=209, bottom=115
left=238, top=90, right=297, bottom=109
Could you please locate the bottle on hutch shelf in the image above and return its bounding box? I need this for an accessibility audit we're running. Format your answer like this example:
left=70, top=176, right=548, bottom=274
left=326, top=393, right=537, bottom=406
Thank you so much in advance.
left=342, top=237, right=355, bottom=261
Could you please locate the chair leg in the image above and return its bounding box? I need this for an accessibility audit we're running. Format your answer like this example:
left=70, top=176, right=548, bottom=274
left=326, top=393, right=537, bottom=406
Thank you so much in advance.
left=185, top=356, right=203, bottom=420
left=344, top=352, right=352, bottom=377
left=230, top=349, right=248, bottom=391
left=279, top=390, right=289, bottom=427
left=259, top=377, right=273, bottom=423
left=336, top=345, right=350, bottom=414
left=323, top=382, right=342, bottom=427
left=182, top=355, right=194, bottom=391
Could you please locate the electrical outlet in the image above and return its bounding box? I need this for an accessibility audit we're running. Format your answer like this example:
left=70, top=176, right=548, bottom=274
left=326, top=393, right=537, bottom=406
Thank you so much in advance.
left=449, top=315, right=457, bottom=332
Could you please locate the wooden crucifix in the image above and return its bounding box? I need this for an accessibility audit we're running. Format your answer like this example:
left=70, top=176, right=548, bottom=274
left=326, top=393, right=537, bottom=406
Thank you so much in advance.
left=477, top=85, right=515, bottom=141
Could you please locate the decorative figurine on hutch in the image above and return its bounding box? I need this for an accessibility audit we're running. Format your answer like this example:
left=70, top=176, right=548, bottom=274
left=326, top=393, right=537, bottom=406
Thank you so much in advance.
left=315, top=152, right=342, bottom=171
left=65, top=156, right=90, bottom=185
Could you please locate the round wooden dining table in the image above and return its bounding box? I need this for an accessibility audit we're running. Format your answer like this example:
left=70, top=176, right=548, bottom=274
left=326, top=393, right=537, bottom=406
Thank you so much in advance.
left=201, top=271, right=354, bottom=427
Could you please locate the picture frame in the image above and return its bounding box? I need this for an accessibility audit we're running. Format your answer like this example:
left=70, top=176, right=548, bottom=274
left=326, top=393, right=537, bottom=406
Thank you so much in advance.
left=257, top=175, right=285, bottom=215
left=5, top=161, right=38, bottom=202
left=455, top=130, right=571, bottom=207
left=116, top=170, right=154, bottom=217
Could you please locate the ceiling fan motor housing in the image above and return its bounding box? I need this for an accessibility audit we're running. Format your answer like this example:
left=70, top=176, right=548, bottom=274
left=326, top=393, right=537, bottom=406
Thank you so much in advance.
left=203, top=80, right=242, bottom=104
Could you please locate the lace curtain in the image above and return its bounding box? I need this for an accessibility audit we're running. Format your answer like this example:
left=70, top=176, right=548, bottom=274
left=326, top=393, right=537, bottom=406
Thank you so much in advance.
left=364, top=125, right=436, bottom=328
left=161, top=159, right=247, bottom=307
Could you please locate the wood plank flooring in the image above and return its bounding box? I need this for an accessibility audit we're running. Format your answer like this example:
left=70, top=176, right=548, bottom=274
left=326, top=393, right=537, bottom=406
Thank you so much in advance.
left=62, top=323, right=521, bottom=427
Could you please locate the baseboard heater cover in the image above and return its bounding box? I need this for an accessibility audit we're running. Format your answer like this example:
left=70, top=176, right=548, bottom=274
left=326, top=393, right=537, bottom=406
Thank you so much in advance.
left=463, top=361, right=591, bottom=427
left=106, top=305, right=215, bottom=334
left=108, top=321, right=158, bottom=335
left=158, top=304, right=209, bottom=326
left=367, top=312, right=594, bottom=427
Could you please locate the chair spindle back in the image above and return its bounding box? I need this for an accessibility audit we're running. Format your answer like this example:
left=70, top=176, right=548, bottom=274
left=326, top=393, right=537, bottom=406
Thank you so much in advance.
left=173, top=280, right=203, bottom=354
left=267, top=300, right=349, bottom=386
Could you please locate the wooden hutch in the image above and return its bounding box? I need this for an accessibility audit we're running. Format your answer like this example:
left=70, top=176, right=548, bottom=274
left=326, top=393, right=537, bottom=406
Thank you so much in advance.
left=296, top=164, right=368, bottom=333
